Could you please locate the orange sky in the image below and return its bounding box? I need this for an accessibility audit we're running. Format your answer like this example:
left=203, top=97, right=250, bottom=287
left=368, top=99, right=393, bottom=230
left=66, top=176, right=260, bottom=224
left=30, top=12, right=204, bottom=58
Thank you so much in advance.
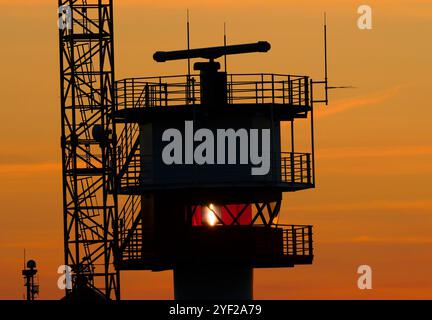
left=0, top=0, right=431, bottom=300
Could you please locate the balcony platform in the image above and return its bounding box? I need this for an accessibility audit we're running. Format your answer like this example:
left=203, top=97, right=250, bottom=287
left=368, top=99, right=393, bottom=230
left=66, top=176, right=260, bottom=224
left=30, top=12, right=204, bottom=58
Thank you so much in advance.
left=118, top=254, right=313, bottom=271
left=113, top=103, right=311, bottom=124
left=118, top=182, right=313, bottom=203
left=117, top=150, right=314, bottom=201
left=116, top=225, right=314, bottom=271
left=117, top=151, right=314, bottom=202
left=113, top=73, right=312, bottom=122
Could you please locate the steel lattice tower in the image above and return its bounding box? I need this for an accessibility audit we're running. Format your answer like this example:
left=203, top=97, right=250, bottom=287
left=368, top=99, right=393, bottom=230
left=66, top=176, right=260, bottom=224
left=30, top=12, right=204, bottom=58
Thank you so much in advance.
left=58, top=0, right=119, bottom=299
left=59, top=0, right=329, bottom=300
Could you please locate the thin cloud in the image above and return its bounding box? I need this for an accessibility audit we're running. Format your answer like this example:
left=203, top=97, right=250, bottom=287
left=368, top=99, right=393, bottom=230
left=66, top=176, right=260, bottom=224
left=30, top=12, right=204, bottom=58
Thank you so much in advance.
left=316, top=85, right=402, bottom=118
left=323, top=162, right=432, bottom=176
left=350, top=236, right=432, bottom=245
left=318, top=145, right=432, bottom=159
left=0, top=162, right=61, bottom=174
left=287, top=199, right=432, bottom=213
left=0, top=240, right=60, bottom=250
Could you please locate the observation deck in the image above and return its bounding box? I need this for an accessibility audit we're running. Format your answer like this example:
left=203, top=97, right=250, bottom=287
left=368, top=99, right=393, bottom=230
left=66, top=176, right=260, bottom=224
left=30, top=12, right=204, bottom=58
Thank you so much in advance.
left=114, top=73, right=311, bottom=122
left=113, top=73, right=315, bottom=202
left=117, top=224, right=314, bottom=271
left=116, top=150, right=314, bottom=203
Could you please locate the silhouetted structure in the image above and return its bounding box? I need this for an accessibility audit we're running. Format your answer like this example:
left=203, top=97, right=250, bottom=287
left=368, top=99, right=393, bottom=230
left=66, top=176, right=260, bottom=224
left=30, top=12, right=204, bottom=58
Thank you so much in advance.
left=22, top=260, right=39, bottom=301
left=61, top=276, right=107, bottom=302
left=58, top=0, right=329, bottom=300
left=58, top=0, right=119, bottom=299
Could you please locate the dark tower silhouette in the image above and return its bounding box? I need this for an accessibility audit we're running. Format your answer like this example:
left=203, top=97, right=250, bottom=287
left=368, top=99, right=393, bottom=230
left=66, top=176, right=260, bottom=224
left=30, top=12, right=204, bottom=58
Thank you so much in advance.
left=22, top=260, right=39, bottom=301
left=59, top=0, right=329, bottom=300
left=58, top=0, right=119, bottom=299
left=114, top=41, right=327, bottom=299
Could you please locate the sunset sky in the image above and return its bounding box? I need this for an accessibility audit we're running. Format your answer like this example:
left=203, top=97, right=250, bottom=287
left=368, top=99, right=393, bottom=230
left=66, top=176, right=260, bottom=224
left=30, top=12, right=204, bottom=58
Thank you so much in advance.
left=0, top=0, right=431, bottom=299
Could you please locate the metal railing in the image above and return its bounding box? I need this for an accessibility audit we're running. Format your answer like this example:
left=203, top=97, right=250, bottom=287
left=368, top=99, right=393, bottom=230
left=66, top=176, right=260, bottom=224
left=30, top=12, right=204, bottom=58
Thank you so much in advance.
left=115, top=73, right=310, bottom=110
left=117, top=151, right=313, bottom=190
left=278, top=224, right=313, bottom=257
left=117, top=123, right=139, bottom=173
left=118, top=194, right=141, bottom=245
left=119, top=224, right=313, bottom=262
left=253, top=224, right=313, bottom=258
left=280, top=152, right=312, bottom=185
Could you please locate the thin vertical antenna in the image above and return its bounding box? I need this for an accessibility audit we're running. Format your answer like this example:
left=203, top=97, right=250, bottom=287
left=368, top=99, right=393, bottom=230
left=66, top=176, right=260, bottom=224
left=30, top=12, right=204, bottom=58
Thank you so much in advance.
left=187, top=9, right=191, bottom=77
left=324, top=12, right=329, bottom=105
left=186, top=10, right=191, bottom=104
left=23, top=248, right=26, bottom=301
left=224, top=23, right=228, bottom=73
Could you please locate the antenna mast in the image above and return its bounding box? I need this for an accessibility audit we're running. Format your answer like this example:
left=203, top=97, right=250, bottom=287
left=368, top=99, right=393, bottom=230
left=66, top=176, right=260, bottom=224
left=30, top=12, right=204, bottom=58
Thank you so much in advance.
left=187, top=10, right=191, bottom=77
left=224, top=23, right=228, bottom=73
left=324, top=12, right=329, bottom=105
left=186, top=10, right=192, bottom=104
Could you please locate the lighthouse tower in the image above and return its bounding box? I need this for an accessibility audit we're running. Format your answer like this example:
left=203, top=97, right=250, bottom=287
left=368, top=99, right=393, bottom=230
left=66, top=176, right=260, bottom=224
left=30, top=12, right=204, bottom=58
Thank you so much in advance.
left=113, top=41, right=319, bottom=299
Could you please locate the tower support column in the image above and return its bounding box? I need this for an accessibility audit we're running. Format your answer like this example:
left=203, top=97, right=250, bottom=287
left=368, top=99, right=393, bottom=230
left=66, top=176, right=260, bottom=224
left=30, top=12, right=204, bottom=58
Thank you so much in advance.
left=174, top=265, right=253, bottom=300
